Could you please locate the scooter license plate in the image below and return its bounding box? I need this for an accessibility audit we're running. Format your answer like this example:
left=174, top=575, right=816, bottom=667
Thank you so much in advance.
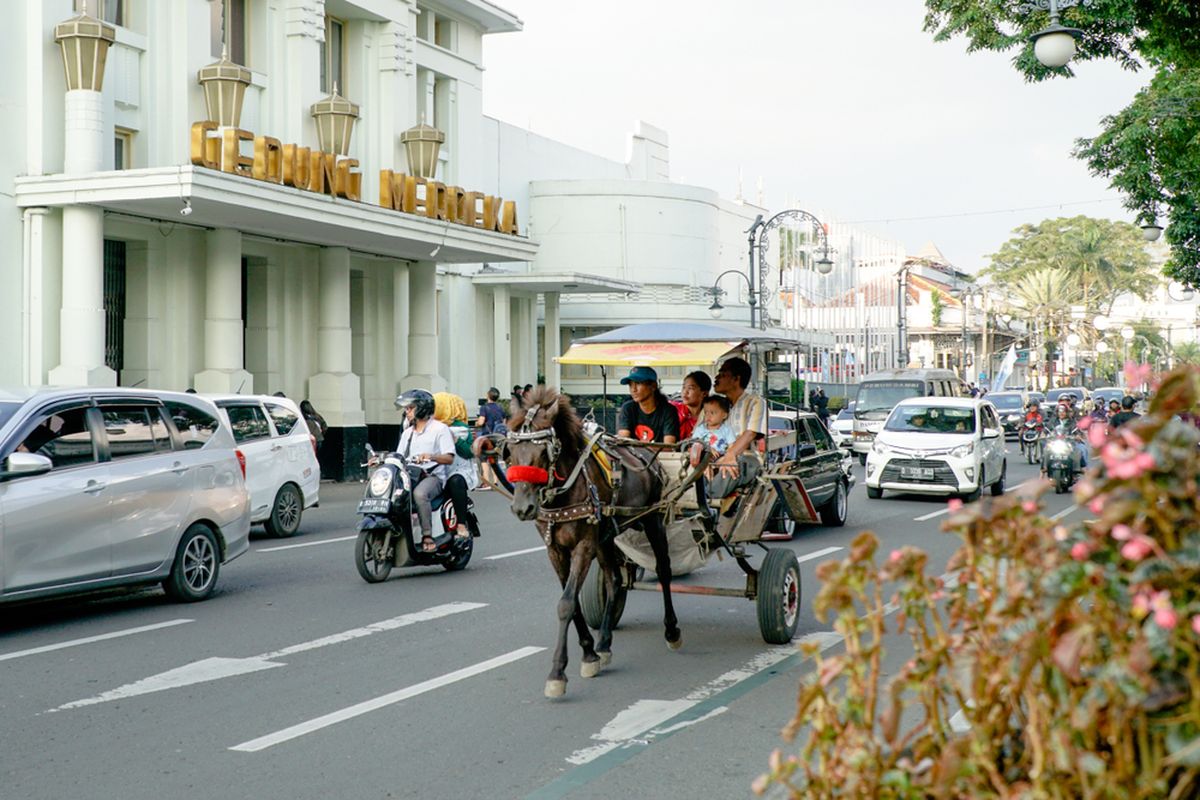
left=901, top=467, right=934, bottom=480
left=357, top=498, right=391, bottom=514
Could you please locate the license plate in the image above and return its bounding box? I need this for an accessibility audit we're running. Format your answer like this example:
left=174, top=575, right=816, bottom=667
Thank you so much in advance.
left=900, top=467, right=935, bottom=480
left=357, top=498, right=391, bottom=514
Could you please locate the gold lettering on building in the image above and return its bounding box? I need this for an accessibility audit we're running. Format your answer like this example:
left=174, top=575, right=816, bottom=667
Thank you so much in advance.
left=190, top=121, right=220, bottom=170
left=221, top=128, right=254, bottom=177
left=252, top=136, right=283, bottom=183
left=282, top=144, right=311, bottom=189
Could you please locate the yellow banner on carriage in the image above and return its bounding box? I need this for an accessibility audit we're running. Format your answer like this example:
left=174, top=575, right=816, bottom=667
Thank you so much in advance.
left=556, top=340, right=742, bottom=367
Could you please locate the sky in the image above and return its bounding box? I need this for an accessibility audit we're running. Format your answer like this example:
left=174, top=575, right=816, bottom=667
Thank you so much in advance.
left=479, top=0, right=1151, bottom=273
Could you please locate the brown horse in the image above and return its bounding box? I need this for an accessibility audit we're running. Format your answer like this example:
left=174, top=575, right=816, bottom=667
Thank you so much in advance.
left=501, top=386, right=681, bottom=698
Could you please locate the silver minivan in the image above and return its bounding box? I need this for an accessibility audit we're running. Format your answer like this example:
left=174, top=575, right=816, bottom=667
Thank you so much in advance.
left=0, top=388, right=251, bottom=604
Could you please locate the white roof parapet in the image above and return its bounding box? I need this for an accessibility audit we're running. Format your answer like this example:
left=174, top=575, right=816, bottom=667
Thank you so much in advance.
left=471, top=271, right=640, bottom=295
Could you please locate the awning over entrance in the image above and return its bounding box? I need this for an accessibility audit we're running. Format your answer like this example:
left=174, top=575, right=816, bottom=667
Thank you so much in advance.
left=470, top=271, right=640, bottom=295
left=14, top=166, right=539, bottom=264
left=558, top=340, right=742, bottom=367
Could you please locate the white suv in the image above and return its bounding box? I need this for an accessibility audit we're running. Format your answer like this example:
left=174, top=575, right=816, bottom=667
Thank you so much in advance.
left=865, top=397, right=1007, bottom=501
left=206, top=395, right=320, bottom=537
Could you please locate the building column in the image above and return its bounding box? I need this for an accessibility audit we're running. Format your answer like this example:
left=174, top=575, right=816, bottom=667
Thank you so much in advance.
left=493, top=286, right=511, bottom=395
left=194, top=229, right=253, bottom=393
left=48, top=90, right=115, bottom=387
left=401, top=260, right=446, bottom=392
left=543, top=291, right=561, bottom=390
left=308, top=246, right=366, bottom=481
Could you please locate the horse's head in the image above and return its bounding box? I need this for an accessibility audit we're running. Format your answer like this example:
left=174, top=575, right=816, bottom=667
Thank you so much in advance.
left=504, top=387, right=581, bottom=521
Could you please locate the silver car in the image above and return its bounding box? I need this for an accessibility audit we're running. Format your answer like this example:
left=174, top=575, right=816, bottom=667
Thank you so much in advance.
left=0, top=388, right=250, bottom=604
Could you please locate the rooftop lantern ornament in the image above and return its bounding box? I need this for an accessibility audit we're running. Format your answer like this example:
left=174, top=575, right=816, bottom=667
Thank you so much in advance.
left=400, top=121, right=445, bottom=179
left=54, top=1, right=116, bottom=92
left=310, top=84, right=360, bottom=156
left=1022, top=0, right=1092, bottom=69
left=197, top=46, right=252, bottom=127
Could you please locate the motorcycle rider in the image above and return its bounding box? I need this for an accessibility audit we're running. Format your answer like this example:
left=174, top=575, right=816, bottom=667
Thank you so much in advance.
left=1043, top=403, right=1088, bottom=474
left=395, top=389, right=456, bottom=553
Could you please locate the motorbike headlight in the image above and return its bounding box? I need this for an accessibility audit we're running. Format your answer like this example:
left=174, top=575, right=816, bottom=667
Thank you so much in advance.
left=369, top=469, right=393, bottom=497
left=1006, top=414, right=1021, bottom=422
left=950, top=443, right=974, bottom=459
left=1047, top=440, right=1072, bottom=456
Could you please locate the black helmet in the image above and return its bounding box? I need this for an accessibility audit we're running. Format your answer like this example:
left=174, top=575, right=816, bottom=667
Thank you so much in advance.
left=395, top=389, right=435, bottom=420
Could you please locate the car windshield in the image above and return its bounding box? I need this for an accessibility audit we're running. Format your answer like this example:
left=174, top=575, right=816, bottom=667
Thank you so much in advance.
left=836, top=405, right=855, bottom=421
left=856, top=382, right=924, bottom=418
left=885, top=405, right=977, bottom=434
left=0, top=402, right=21, bottom=432
left=989, top=394, right=1024, bottom=412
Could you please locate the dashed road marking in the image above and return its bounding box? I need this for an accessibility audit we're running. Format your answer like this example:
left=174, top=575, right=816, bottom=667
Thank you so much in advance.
left=229, top=646, right=545, bottom=752
left=0, top=619, right=193, bottom=663
left=257, top=535, right=356, bottom=553
left=485, top=545, right=546, bottom=560
left=1050, top=504, right=1079, bottom=521
left=796, top=546, right=843, bottom=563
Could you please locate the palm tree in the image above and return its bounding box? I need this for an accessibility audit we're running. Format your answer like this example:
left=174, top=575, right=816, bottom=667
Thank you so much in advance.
left=1172, top=341, right=1200, bottom=365
left=1006, top=268, right=1081, bottom=389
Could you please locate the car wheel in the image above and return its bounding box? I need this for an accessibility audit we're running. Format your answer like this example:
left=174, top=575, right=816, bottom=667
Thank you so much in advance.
left=866, top=486, right=883, bottom=499
left=961, top=473, right=982, bottom=503
left=263, top=483, right=303, bottom=538
left=990, top=461, right=1007, bottom=496
left=163, top=524, right=220, bottom=602
left=819, top=481, right=848, bottom=527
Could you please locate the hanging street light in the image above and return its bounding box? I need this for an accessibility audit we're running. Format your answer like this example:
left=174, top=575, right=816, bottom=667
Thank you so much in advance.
left=311, top=85, right=361, bottom=156
left=1141, top=221, right=1164, bottom=242
left=54, top=2, right=116, bottom=93
left=1022, top=0, right=1092, bottom=69
left=400, top=122, right=446, bottom=179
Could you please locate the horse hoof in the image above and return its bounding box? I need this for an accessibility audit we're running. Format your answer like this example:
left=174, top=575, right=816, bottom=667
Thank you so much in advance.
left=544, top=680, right=567, bottom=698
left=667, top=634, right=683, bottom=651
left=580, top=660, right=602, bottom=679
left=598, top=650, right=612, bottom=666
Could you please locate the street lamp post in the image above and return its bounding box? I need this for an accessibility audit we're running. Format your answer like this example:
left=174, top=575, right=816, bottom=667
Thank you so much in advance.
left=953, top=287, right=983, bottom=382
left=895, top=264, right=914, bottom=368
left=1021, top=0, right=1093, bottom=68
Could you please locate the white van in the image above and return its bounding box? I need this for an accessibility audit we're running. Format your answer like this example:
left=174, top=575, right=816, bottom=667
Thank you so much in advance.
left=852, top=369, right=962, bottom=464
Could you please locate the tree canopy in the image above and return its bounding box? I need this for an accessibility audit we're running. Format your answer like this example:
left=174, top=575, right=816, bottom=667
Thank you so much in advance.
left=923, top=1, right=1200, bottom=284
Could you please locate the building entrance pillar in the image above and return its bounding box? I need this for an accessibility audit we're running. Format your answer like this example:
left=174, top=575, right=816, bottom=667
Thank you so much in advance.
left=193, top=229, right=253, bottom=393
left=543, top=291, right=561, bottom=390
left=492, top=286, right=511, bottom=395
left=308, top=246, right=366, bottom=480
left=400, top=261, right=446, bottom=393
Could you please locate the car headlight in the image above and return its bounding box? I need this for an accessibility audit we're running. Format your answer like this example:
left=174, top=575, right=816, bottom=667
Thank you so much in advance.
left=950, top=443, right=974, bottom=459
left=369, top=469, right=393, bottom=497
left=1047, top=440, right=1072, bottom=456
left=872, top=440, right=889, bottom=455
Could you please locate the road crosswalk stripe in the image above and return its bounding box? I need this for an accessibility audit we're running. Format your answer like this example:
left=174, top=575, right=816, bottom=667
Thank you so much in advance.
left=229, top=646, right=545, bottom=753
left=0, top=619, right=194, bottom=663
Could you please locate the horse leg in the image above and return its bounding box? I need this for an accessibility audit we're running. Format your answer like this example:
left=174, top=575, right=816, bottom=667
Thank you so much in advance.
left=592, top=531, right=621, bottom=667
left=645, top=514, right=682, bottom=649
left=570, top=540, right=604, bottom=678
left=544, top=544, right=573, bottom=698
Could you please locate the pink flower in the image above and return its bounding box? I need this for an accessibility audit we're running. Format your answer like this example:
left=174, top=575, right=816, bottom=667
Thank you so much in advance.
left=1151, top=590, right=1171, bottom=611
left=1135, top=452, right=1155, bottom=471
left=1070, top=541, right=1091, bottom=561
left=1121, top=537, right=1154, bottom=561
left=889, top=550, right=903, bottom=564
left=1111, top=524, right=1133, bottom=541
left=1022, top=500, right=1038, bottom=513
left=1077, top=415, right=1093, bottom=430
left=947, top=498, right=963, bottom=512
left=1123, top=361, right=1152, bottom=390
left=1132, top=593, right=1151, bottom=619
left=1120, top=430, right=1144, bottom=449
left=930, top=590, right=945, bottom=601
left=1088, top=424, right=1109, bottom=449
left=1154, top=607, right=1179, bottom=630
left=1192, top=615, right=1200, bottom=635
left=1088, top=497, right=1105, bottom=515
left=1053, top=525, right=1069, bottom=541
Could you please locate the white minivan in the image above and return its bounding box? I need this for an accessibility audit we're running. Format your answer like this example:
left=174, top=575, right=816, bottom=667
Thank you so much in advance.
left=206, top=395, right=320, bottom=537
left=865, top=397, right=1007, bottom=501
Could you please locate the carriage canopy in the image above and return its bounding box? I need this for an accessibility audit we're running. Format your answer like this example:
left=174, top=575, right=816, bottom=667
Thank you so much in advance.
left=556, top=321, right=798, bottom=367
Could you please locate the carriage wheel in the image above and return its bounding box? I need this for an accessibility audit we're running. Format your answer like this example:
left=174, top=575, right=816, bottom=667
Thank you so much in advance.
left=756, top=549, right=801, bottom=644
left=580, top=562, right=627, bottom=630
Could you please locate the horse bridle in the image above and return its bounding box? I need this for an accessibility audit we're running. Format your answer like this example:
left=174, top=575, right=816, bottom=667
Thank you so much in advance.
left=505, top=403, right=603, bottom=510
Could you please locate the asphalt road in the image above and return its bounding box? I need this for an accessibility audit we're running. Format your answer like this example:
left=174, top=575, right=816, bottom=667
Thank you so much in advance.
left=0, top=452, right=1083, bottom=799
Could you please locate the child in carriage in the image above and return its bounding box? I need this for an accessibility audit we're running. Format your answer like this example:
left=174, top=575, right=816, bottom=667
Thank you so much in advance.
left=689, top=395, right=736, bottom=467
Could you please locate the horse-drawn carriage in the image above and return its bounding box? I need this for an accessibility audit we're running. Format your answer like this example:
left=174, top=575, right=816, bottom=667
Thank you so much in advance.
left=478, top=323, right=853, bottom=696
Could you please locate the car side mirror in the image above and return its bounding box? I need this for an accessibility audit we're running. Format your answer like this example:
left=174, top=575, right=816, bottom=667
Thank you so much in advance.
left=0, top=452, right=53, bottom=480
left=982, top=429, right=1001, bottom=440
left=798, top=443, right=818, bottom=458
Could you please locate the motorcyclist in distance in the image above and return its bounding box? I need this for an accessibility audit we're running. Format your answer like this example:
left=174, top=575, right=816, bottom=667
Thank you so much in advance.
left=395, top=389, right=455, bottom=553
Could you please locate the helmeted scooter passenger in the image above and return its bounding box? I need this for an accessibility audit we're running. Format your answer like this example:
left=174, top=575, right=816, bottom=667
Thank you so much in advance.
left=394, top=389, right=455, bottom=552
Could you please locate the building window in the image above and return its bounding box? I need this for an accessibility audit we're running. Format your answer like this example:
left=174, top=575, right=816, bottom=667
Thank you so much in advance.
left=114, top=128, right=133, bottom=170
left=210, top=0, right=247, bottom=65
left=415, top=6, right=455, bottom=52
left=319, top=16, right=345, bottom=94
left=77, top=0, right=124, bottom=27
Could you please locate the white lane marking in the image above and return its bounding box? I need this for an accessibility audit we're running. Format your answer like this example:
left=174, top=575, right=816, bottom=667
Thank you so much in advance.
left=0, top=619, right=193, bottom=663
left=1050, top=504, right=1079, bottom=521
left=485, top=545, right=545, bottom=561
left=229, top=646, right=545, bottom=752
left=257, top=535, right=356, bottom=553
left=566, top=632, right=842, bottom=766
left=914, top=507, right=950, bottom=522
left=52, top=602, right=486, bottom=711
left=796, top=546, right=843, bottom=564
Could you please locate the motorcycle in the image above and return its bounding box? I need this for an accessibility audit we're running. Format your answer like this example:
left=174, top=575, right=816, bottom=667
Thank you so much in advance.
left=1020, top=420, right=1044, bottom=465
left=354, top=445, right=475, bottom=582
left=1043, top=432, right=1081, bottom=495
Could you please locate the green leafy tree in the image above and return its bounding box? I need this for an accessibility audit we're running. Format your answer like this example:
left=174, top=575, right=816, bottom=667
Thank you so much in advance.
left=985, top=216, right=1156, bottom=313
left=1173, top=341, right=1200, bottom=365
left=930, top=289, right=945, bottom=326
left=922, top=1, right=1200, bottom=284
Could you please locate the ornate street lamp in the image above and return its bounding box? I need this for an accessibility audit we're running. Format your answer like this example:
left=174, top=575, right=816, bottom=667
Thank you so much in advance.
left=400, top=122, right=445, bottom=179
left=1141, top=222, right=1164, bottom=242
left=197, top=46, right=252, bottom=127
left=705, top=269, right=756, bottom=323
left=1021, top=0, right=1092, bottom=69
left=311, top=85, right=361, bottom=156
left=54, top=2, right=116, bottom=92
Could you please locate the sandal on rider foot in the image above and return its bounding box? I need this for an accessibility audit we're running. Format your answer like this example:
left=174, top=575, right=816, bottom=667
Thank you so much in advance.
left=455, top=524, right=470, bottom=540
left=420, top=535, right=437, bottom=553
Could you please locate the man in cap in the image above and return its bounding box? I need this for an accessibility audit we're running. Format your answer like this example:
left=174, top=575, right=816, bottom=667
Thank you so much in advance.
left=617, top=366, right=679, bottom=444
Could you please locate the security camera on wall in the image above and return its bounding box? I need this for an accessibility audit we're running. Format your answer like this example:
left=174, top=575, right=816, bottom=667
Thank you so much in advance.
left=180, top=199, right=193, bottom=216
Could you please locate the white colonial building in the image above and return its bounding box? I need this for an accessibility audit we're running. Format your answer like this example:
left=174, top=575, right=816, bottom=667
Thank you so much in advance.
left=5, top=0, right=792, bottom=477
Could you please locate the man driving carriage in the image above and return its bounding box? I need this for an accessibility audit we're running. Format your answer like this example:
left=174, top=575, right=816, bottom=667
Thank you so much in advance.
left=711, top=356, right=767, bottom=476
left=616, top=366, right=680, bottom=444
